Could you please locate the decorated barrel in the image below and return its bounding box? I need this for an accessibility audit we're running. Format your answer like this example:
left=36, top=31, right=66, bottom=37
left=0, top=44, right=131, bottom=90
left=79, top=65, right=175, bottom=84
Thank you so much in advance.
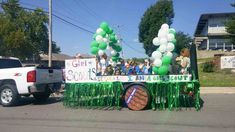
left=124, top=84, right=150, bottom=111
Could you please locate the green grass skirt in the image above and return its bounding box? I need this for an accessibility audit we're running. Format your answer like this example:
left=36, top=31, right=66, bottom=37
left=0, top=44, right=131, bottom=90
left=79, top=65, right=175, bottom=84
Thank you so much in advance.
left=63, top=81, right=200, bottom=110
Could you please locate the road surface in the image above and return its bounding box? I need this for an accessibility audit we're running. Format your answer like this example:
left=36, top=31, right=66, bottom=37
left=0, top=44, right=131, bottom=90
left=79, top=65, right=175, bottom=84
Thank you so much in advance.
left=0, top=94, right=234, bottom=132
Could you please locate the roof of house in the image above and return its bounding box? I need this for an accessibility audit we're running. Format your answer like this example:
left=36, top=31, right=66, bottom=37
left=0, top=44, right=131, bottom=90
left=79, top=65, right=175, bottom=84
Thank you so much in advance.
left=40, top=53, right=73, bottom=61
left=75, top=53, right=95, bottom=58
left=194, top=12, right=235, bottom=36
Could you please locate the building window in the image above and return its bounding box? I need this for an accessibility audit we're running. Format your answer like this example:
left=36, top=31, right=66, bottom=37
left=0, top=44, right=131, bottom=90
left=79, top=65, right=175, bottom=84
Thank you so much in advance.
left=209, top=24, right=217, bottom=27
left=217, top=42, right=223, bottom=50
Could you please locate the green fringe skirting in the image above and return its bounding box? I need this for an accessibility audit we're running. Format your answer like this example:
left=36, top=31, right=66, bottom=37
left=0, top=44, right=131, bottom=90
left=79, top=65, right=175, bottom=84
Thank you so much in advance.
left=63, top=81, right=200, bottom=110
left=63, top=82, right=123, bottom=110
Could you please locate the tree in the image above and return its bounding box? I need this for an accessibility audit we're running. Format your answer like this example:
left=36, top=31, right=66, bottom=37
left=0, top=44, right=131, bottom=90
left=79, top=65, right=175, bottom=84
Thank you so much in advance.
left=0, top=0, right=60, bottom=61
left=175, top=31, right=192, bottom=54
left=225, top=3, right=235, bottom=45
left=139, top=0, right=174, bottom=56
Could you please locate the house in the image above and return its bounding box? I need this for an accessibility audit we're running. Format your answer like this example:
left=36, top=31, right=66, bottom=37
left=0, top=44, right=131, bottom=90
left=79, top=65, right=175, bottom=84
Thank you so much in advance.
left=194, top=12, right=235, bottom=51
left=40, top=53, right=73, bottom=68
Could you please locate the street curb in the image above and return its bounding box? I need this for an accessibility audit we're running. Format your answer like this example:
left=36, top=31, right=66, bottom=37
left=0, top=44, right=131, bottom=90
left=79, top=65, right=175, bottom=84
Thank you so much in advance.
left=200, top=87, right=235, bottom=94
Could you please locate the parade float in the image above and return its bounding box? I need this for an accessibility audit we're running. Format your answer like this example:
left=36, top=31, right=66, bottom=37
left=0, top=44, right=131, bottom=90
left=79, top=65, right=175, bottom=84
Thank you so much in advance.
left=63, top=22, right=201, bottom=111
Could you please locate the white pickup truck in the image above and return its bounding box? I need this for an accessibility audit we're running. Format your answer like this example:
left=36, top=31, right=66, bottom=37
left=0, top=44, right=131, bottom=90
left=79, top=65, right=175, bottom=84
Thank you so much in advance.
left=0, top=56, right=63, bottom=106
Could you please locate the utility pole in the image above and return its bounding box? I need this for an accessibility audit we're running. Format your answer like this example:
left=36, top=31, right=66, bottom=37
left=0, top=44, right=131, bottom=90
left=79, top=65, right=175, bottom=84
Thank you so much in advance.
left=48, top=0, right=52, bottom=67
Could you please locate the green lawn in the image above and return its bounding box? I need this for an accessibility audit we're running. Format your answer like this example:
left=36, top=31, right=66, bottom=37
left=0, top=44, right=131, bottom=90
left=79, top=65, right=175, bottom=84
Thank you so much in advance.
left=198, top=64, right=235, bottom=87
left=197, top=58, right=213, bottom=63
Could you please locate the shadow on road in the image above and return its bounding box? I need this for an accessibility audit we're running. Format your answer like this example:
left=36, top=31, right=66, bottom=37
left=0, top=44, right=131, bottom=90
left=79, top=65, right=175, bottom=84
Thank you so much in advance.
left=17, top=96, right=62, bottom=106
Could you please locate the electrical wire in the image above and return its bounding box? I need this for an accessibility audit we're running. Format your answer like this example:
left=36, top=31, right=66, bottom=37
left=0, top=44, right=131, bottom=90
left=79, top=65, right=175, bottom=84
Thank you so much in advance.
left=0, top=2, right=94, bottom=34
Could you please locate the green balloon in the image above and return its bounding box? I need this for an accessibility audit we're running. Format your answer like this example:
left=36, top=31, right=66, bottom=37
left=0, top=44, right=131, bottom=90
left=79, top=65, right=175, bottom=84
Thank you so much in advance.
left=115, top=53, right=120, bottom=57
left=171, top=38, right=177, bottom=44
left=110, top=35, right=116, bottom=42
left=99, top=42, right=107, bottom=50
left=115, top=45, right=122, bottom=52
left=91, top=47, right=99, bottom=55
left=107, top=27, right=113, bottom=34
left=158, top=65, right=168, bottom=75
left=109, top=42, right=115, bottom=47
left=112, top=56, right=118, bottom=62
left=111, top=32, right=115, bottom=36
left=91, top=41, right=99, bottom=48
left=153, top=66, right=158, bottom=74
left=112, top=44, right=117, bottom=50
left=100, top=22, right=109, bottom=32
left=99, top=31, right=106, bottom=37
left=162, top=56, right=172, bottom=65
left=169, top=28, right=176, bottom=35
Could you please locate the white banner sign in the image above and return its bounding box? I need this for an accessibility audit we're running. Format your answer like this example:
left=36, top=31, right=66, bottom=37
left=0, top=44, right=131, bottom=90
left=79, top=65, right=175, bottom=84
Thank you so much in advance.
left=65, top=58, right=192, bottom=83
left=65, top=58, right=97, bottom=83
left=221, top=56, right=235, bottom=69
left=94, top=75, right=192, bottom=82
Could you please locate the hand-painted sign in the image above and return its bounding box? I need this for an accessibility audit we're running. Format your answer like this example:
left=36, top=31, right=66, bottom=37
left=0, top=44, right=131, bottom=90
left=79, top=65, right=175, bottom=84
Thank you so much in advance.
left=221, top=56, right=235, bottom=69
left=65, top=58, right=97, bottom=83
left=95, top=75, right=191, bottom=82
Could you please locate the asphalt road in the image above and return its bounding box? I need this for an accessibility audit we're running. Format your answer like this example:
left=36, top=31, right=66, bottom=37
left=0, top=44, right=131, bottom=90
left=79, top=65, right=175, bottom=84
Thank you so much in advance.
left=0, top=94, right=235, bottom=132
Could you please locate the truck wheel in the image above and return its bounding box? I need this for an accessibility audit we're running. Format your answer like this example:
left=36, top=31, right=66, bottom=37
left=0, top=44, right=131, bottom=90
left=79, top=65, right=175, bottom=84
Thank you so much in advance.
left=0, top=84, right=20, bottom=107
left=33, top=91, right=50, bottom=102
left=124, top=84, right=150, bottom=111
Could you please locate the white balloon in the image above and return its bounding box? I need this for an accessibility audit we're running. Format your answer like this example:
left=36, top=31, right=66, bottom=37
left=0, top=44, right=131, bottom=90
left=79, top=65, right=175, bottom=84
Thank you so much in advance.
left=150, top=56, right=155, bottom=61
left=159, top=44, right=167, bottom=53
left=98, top=50, right=104, bottom=56
left=151, top=50, right=162, bottom=59
left=111, top=50, right=117, bottom=56
left=103, top=38, right=109, bottom=43
left=158, top=29, right=167, bottom=39
left=167, top=42, right=175, bottom=52
left=160, top=38, right=168, bottom=45
left=165, top=52, right=173, bottom=58
left=153, top=59, right=162, bottom=67
left=100, top=59, right=106, bottom=65
left=167, top=33, right=175, bottom=42
left=161, top=23, right=169, bottom=30
left=96, top=28, right=103, bottom=34
left=152, top=37, right=160, bottom=46
left=96, top=35, right=104, bottom=43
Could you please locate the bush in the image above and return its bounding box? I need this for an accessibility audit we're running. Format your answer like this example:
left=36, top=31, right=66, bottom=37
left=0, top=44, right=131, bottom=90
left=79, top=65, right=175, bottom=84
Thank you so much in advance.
left=202, top=61, right=215, bottom=72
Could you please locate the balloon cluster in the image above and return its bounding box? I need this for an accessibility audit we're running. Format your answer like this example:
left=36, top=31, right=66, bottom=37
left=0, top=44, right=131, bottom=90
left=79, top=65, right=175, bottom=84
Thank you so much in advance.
left=90, top=22, right=122, bottom=65
left=151, top=23, right=176, bottom=75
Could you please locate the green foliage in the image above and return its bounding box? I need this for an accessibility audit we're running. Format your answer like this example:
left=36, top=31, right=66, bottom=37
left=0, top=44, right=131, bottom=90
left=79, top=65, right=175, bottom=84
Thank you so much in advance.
left=202, top=61, right=215, bottom=73
left=139, top=0, right=174, bottom=56
left=0, top=0, right=60, bottom=61
left=231, top=3, right=235, bottom=7
left=225, top=8, right=235, bottom=45
left=175, top=31, right=192, bottom=54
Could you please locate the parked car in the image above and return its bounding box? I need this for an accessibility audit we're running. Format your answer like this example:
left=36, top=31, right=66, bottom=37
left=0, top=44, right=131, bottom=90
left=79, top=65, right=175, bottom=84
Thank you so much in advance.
left=0, top=56, right=63, bottom=106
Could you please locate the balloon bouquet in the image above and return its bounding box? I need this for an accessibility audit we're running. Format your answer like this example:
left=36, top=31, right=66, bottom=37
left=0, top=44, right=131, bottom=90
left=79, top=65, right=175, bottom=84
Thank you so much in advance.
left=151, top=23, right=177, bottom=75
left=90, top=22, right=122, bottom=66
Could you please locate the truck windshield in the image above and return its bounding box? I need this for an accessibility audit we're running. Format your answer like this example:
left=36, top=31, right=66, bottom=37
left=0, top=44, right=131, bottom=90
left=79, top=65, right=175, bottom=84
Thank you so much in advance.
left=0, top=59, right=22, bottom=69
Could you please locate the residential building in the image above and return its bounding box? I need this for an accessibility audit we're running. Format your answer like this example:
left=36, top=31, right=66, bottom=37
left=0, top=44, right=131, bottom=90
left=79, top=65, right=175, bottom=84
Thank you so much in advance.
left=194, top=12, right=235, bottom=51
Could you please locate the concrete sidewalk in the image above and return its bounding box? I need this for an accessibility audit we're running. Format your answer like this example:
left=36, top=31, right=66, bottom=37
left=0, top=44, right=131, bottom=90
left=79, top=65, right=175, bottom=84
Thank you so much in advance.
left=200, top=87, right=235, bottom=94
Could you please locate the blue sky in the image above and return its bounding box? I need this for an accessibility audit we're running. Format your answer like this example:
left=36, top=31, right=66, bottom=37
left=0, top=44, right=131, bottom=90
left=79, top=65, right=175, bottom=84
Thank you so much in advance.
left=19, top=0, right=235, bottom=58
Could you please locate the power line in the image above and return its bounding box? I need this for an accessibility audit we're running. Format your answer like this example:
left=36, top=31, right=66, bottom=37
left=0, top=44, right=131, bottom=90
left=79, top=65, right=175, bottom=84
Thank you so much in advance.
left=73, top=0, right=101, bottom=21
left=19, top=1, right=95, bottom=30
left=0, top=2, right=94, bottom=34
left=56, top=0, right=96, bottom=28
left=53, top=15, right=94, bottom=34
left=122, top=40, right=146, bottom=55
